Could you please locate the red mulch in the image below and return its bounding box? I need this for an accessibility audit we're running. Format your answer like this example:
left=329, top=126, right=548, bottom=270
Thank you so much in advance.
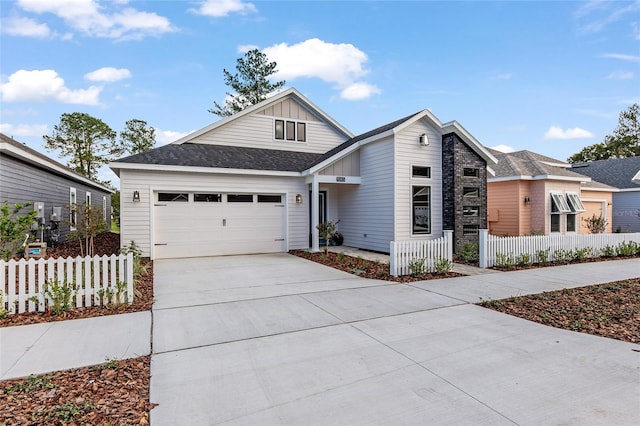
left=0, top=356, right=154, bottom=425
left=46, top=232, right=121, bottom=258
left=290, top=250, right=463, bottom=282
left=479, top=278, right=640, bottom=343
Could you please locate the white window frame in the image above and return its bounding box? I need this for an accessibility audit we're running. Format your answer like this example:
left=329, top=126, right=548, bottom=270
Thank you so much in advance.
left=550, top=192, right=570, bottom=213
left=69, top=187, right=77, bottom=231
left=566, top=192, right=586, bottom=212
left=103, top=196, right=107, bottom=221
left=86, top=191, right=91, bottom=206
left=566, top=213, right=577, bottom=233
left=411, top=185, right=431, bottom=235
left=411, top=165, right=431, bottom=179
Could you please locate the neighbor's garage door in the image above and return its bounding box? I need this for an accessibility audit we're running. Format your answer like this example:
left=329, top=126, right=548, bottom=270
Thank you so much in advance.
left=153, top=192, right=285, bottom=259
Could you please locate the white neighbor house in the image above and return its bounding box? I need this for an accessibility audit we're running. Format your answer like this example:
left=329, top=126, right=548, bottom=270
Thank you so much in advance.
left=110, top=88, right=497, bottom=259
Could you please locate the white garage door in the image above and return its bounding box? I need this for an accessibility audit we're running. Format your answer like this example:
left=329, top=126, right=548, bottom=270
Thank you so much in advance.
left=153, top=192, right=286, bottom=259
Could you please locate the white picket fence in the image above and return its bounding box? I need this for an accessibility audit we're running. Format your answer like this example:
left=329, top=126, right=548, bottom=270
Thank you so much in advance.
left=479, top=229, right=640, bottom=268
left=390, top=231, right=453, bottom=276
left=0, top=253, right=134, bottom=315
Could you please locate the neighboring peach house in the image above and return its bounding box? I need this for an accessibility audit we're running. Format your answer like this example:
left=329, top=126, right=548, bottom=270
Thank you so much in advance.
left=487, top=149, right=614, bottom=236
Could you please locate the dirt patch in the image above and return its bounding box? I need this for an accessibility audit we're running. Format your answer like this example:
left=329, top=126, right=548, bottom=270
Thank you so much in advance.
left=46, top=232, right=121, bottom=259
left=290, top=250, right=463, bottom=282
left=0, top=356, right=153, bottom=425
left=478, top=278, right=640, bottom=343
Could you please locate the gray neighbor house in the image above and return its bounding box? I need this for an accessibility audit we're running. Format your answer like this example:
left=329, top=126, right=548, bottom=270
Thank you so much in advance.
left=571, top=156, right=640, bottom=232
left=111, top=88, right=497, bottom=259
left=0, top=133, right=113, bottom=248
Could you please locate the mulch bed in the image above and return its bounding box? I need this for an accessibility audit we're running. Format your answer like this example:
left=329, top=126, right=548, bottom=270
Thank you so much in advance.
left=478, top=278, right=640, bottom=343
left=290, top=250, right=463, bottom=282
left=0, top=356, right=153, bottom=425
left=1, top=231, right=155, bottom=424
left=491, top=254, right=640, bottom=271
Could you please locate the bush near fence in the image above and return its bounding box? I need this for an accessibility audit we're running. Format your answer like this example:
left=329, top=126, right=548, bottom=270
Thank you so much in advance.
left=0, top=253, right=134, bottom=315
left=390, top=231, right=453, bottom=277
left=479, top=230, right=640, bottom=268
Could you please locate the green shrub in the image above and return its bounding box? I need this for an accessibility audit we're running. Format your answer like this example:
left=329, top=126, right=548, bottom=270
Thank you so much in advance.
left=43, top=278, right=77, bottom=315
left=616, top=241, right=639, bottom=256
left=535, top=248, right=550, bottom=264
left=97, top=280, right=127, bottom=310
left=552, top=249, right=570, bottom=264
left=494, top=252, right=514, bottom=268
left=434, top=258, right=453, bottom=274
left=515, top=253, right=531, bottom=266
left=0, top=289, right=8, bottom=318
left=601, top=245, right=616, bottom=257
left=408, top=258, right=426, bottom=277
left=120, top=240, right=147, bottom=282
left=336, top=252, right=345, bottom=262
left=570, top=247, right=591, bottom=262
left=458, top=243, right=479, bottom=263
left=0, top=200, right=38, bottom=260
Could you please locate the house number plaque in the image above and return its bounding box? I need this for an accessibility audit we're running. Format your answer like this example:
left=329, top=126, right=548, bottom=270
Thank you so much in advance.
left=336, top=176, right=346, bottom=182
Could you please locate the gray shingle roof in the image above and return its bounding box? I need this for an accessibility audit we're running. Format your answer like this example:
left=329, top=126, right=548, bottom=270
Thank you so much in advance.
left=571, top=157, right=640, bottom=189
left=490, top=150, right=589, bottom=179
left=115, top=143, right=323, bottom=172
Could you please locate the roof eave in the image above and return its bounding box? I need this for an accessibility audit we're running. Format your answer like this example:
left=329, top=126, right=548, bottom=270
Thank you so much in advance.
left=441, top=121, right=498, bottom=166
left=109, top=161, right=302, bottom=177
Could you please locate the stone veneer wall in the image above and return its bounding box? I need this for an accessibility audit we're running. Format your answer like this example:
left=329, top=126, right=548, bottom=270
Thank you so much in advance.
left=442, top=133, right=487, bottom=252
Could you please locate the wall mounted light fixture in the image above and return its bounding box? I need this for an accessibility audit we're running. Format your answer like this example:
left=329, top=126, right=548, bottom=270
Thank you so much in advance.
left=295, top=194, right=303, bottom=204
left=133, top=190, right=141, bottom=202
left=419, top=133, right=428, bottom=146
left=524, top=196, right=531, bottom=205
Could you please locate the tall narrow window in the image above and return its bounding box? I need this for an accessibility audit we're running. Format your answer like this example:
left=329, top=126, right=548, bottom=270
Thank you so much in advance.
left=286, top=121, right=296, bottom=140
left=86, top=191, right=91, bottom=206
left=412, top=186, right=431, bottom=234
left=275, top=120, right=284, bottom=140
left=297, top=122, right=306, bottom=141
left=103, top=196, right=107, bottom=221
left=69, top=187, right=77, bottom=230
left=566, top=214, right=577, bottom=232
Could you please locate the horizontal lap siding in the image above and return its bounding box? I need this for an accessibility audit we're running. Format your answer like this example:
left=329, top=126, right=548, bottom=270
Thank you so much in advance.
left=119, top=169, right=308, bottom=258
left=336, top=139, right=394, bottom=253
left=0, top=154, right=111, bottom=242
left=191, top=115, right=346, bottom=154
left=487, top=181, right=521, bottom=236
left=613, top=192, right=640, bottom=232
left=394, top=121, right=442, bottom=242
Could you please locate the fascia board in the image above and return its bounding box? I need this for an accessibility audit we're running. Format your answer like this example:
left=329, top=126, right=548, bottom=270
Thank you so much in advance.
left=441, top=121, right=498, bottom=166
left=488, top=175, right=533, bottom=183
left=172, top=88, right=353, bottom=145
left=486, top=166, right=496, bottom=176
left=618, top=187, right=640, bottom=193
left=393, top=109, right=442, bottom=134
left=632, top=169, right=640, bottom=183
left=108, top=162, right=301, bottom=177
left=581, top=186, right=619, bottom=193
left=2, top=141, right=114, bottom=193
left=531, top=175, right=590, bottom=182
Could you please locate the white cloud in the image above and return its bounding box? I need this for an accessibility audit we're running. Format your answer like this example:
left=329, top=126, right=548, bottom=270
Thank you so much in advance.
left=190, top=0, right=257, bottom=17
left=0, top=69, right=102, bottom=105
left=544, top=126, right=594, bottom=140
left=263, top=38, right=381, bottom=100
left=1, top=16, right=51, bottom=37
left=490, top=144, right=515, bottom=153
left=0, top=123, right=49, bottom=137
left=237, top=44, right=259, bottom=53
left=492, top=73, right=512, bottom=80
left=605, top=71, right=634, bottom=80
left=340, top=83, right=381, bottom=100
left=575, top=0, right=640, bottom=33
left=601, top=53, right=640, bottom=62
left=155, top=129, right=193, bottom=145
left=85, top=67, right=132, bottom=82
left=15, top=0, right=175, bottom=40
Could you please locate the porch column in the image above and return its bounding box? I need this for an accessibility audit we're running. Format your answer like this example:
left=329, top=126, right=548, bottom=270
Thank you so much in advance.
left=311, top=174, right=320, bottom=252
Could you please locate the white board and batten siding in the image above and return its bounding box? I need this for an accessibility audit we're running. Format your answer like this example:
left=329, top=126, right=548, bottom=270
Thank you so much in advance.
left=189, top=108, right=347, bottom=154
left=394, top=119, right=443, bottom=241
left=336, top=138, right=395, bottom=253
left=119, top=169, right=309, bottom=259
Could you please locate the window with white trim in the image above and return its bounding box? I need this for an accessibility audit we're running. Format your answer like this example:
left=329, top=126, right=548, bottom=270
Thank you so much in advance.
left=550, top=192, right=569, bottom=233
left=412, top=166, right=431, bottom=178
left=412, top=186, right=431, bottom=234
left=69, top=187, right=77, bottom=230
left=566, top=214, right=577, bottom=232
left=566, top=192, right=585, bottom=212
left=275, top=119, right=306, bottom=142
left=86, top=191, right=91, bottom=206
left=103, top=196, right=107, bottom=221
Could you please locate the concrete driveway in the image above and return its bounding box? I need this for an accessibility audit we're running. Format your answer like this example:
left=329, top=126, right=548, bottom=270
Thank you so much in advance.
left=150, top=254, right=640, bottom=425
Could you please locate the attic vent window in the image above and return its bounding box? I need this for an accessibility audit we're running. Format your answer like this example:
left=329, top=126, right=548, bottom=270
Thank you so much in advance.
left=275, top=119, right=306, bottom=142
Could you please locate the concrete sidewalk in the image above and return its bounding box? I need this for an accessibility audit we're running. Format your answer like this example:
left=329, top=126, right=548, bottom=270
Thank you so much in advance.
left=0, top=311, right=151, bottom=380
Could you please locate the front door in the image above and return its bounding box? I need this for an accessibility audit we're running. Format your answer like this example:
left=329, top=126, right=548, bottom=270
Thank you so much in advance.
left=309, top=190, right=327, bottom=246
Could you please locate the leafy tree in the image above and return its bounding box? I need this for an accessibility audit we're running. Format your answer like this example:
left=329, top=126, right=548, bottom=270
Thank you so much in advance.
left=66, top=203, right=106, bottom=257
left=44, top=113, right=123, bottom=180
left=0, top=201, right=38, bottom=260
left=568, top=104, right=640, bottom=163
left=111, top=191, right=120, bottom=225
left=120, top=119, right=156, bottom=154
left=209, top=49, right=286, bottom=117
left=583, top=214, right=607, bottom=234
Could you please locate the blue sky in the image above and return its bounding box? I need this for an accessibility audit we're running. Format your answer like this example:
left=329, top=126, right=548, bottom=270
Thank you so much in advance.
left=1, top=0, right=639, bottom=186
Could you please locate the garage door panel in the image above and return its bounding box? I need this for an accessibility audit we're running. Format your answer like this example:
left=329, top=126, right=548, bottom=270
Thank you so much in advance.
left=154, top=194, right=285, bottom=259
